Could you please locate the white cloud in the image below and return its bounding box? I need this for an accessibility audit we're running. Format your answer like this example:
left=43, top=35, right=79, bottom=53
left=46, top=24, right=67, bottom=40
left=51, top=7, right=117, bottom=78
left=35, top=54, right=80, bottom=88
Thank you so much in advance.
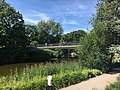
left=64, top=31, right=71, bottom=34
left=78, top=5, right=86, bottom=10
left=62, top=20, right=79, bottom=25
left=54, top=1, right=87, bottom=15
left=29, top=10, right=51, bottom=21
left=24, top=17, right=39, bottom=24
left=23, top=10, right=51, bottom=24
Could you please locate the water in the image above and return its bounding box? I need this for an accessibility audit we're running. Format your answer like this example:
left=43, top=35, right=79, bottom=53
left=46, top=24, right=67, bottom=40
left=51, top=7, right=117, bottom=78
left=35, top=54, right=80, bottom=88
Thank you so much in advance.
left=0, top=63, right=40, bottom=76
left=0, top=58, right=77, bottom=76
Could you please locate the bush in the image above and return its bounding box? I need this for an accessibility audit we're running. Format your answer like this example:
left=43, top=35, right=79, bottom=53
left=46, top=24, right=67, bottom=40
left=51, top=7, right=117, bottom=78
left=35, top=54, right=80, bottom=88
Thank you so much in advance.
left=77, top=31, right=110, bottom=72
left=44, top=49, right=68, bottom=59
left=106, top=75, right=120, bottom=90
left=30, top=41, right=39, bottom=47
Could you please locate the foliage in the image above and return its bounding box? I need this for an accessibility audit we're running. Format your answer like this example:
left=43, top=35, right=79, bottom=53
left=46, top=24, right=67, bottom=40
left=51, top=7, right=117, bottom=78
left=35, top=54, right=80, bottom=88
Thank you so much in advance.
left=77, top=32, right=110, bottom=71
left=77, top=0, right=120, bottom=72
left=24, top=24, right=38, bottom=45
left=44, top=48, right=68, bottom=59
left=106, top=75, right=120, bottom=90
left=39, top=49, right=68, bottom=59
left=37, top=19, right=63, bottom=44
left=53, top=48, right=68, bottom=58
left=103, top=0, right=120, bottom=45
left=0, top=61, right=102, bottom=90
left=0, top=0, right=27, bottom=64
left=77, top=0, right=116, bottom=71
left=22, top=48, right=68, bottom=62
left=61, top=30, right=87, bottom=44
left=26, top=48, right=52, bottom=61
left=30, top=41, right=39, bottom=47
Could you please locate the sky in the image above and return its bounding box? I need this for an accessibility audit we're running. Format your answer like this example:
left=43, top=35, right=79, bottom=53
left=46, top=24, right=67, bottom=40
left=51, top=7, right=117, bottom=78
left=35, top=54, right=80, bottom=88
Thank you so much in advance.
left=6, top=0, right=97, bottom=34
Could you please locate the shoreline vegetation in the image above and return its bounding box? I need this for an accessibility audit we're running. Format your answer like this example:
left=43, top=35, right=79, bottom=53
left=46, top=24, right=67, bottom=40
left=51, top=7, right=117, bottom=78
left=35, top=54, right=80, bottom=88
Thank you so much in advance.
left=0, top=61, right=102, bottom=90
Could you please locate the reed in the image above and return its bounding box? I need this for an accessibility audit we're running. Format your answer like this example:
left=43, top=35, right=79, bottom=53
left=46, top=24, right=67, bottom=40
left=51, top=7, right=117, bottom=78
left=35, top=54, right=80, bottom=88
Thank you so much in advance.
left=0, top=61, right=102, bottom=89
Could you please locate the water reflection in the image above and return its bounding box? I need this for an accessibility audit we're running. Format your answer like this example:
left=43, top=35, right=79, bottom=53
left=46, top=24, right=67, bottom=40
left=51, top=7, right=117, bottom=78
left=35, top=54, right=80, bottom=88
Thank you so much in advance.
left=0, top=63, right=40, bottom=76
left=0, top=58, right=76, bottom=76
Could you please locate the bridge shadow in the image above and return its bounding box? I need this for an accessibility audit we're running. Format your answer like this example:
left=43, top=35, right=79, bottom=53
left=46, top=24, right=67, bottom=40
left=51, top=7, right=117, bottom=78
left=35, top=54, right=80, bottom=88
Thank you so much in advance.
left=25, top=47, right=53, bottom=62
left=27, top=47, right=70, bottom=63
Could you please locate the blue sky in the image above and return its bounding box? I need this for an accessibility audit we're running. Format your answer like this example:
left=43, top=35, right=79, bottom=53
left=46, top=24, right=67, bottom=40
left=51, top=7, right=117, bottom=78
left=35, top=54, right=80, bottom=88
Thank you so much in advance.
left=6, top=0, right=97, bottom=34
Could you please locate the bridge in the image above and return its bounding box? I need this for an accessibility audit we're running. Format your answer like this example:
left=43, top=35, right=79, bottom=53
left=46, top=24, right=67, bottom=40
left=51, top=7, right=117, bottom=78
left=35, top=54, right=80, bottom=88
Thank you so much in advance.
left=37, top=45, right=79, bottom=49
left=33, top=42, right=80, bottom=49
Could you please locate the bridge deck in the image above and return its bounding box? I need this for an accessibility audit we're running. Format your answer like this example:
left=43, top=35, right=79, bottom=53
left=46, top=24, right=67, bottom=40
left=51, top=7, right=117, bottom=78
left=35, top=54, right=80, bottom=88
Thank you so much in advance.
left=37, top=45, right=79, bottom=49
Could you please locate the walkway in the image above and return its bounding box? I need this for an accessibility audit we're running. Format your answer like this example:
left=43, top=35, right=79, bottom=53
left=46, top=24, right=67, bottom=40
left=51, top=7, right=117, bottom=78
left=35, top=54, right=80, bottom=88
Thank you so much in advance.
left=60, top=73, right=120, bottom=90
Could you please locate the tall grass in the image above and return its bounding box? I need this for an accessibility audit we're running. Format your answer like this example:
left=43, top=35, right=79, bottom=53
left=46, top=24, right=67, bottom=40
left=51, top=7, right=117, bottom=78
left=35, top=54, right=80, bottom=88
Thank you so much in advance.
left=0, top=61, right=102, bottom=89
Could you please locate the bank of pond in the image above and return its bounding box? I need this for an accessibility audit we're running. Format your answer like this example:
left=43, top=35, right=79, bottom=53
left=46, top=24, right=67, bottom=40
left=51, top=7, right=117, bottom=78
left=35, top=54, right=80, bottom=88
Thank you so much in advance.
left=0, top=61, right=102, bottom=90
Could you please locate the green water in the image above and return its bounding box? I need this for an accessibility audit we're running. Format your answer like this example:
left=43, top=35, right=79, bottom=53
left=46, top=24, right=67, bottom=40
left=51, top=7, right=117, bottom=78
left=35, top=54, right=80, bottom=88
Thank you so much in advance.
left=0, top=58, right=76, bottom=76
left=0, top=63, right=41, bottom=76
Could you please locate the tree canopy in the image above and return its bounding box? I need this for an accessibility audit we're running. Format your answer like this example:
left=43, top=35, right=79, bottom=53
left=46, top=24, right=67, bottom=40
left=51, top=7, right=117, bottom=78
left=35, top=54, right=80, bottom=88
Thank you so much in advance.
left=77, top=0, right=120, bottom=71
left=37, top=19, right=63, bottom=44
left=0, top=0, right=27, bottom=63
left=60, top=30, right=87, bottom=44
left=24, top=24, right=38, bottom=45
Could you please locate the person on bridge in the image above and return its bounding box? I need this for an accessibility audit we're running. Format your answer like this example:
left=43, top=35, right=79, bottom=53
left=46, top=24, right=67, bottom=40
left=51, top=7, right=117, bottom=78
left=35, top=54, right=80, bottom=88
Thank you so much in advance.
left=45, top=43, right=48, bottom=46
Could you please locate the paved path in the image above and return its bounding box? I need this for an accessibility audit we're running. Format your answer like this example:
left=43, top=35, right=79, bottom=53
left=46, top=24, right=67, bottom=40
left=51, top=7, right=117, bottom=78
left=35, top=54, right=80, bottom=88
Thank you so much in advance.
left=60, top=73, right=120, bottom=90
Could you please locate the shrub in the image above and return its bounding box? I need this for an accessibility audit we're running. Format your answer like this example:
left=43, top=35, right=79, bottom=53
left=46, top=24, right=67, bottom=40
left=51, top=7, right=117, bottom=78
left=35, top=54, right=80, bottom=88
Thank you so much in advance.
left=106, top=75, right=120, bottom=90
left=30, top=41, right=39, bottom=47
left=77, top=31, right=110, bottom=72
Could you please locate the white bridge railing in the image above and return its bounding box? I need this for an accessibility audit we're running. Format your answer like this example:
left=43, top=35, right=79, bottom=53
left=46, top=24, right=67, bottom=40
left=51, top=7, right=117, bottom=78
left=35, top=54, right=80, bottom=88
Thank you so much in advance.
left=36, top=42, right=80, bottom=47
left=30, top=42, right=80, bottom=49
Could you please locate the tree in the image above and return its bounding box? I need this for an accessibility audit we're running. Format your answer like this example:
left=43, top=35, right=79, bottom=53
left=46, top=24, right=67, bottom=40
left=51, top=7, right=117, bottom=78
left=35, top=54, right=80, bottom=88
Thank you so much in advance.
left=24, top=24, right=38, bottom=45
left=0, top=0, right=27, bottom=63
left=77, top=0, right=120, bottom=71
left=37, top=19, right=63, bottom=44
left=105, top=0, right=120, bottom=44
left=77, top=24, right=110, bottom=71
left=61, top=30, right=87, bottom=44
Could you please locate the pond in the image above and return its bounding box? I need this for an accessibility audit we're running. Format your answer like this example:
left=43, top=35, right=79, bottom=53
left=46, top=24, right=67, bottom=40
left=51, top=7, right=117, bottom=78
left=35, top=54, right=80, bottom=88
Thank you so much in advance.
left=0, top=62, right=41, bottom=76
left=0, top=58, right=77, bottom=76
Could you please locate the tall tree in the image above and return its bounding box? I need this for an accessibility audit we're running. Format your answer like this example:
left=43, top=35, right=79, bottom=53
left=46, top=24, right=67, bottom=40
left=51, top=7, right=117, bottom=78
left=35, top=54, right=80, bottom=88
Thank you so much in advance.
left=37, top=19, right=63, bottom=44
left=24, top=24, right=38, bottom=45
left=61, top=30, right=87, bottom=44
left=104, top=0, right=120, bottom=44
left=77, top=0, right=120, bottom=71
left=0, top=0, right=27, bottom=63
